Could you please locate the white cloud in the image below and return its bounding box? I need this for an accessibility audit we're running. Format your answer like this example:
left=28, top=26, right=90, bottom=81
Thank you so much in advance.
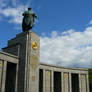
left=0, top=7, right=24, bottom=24
left=40, top=26, right=92, bottom=68
left=62, top=29, right=75, bottom=35
left=89, top=20, right=92, bottom=24
left=0, top=0, right=7, bottom=7
left=0, top=0, right=32, bottom=24
left=11, top=0, right=17, bottom=7
left=51, top=31, right=58, bottom=38
left=0, top=0, right=40, bottom=25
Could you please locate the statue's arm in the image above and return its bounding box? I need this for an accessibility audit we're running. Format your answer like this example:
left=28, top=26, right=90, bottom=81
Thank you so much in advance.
left=33, top=13, right=38, bottom=19
left=35, top=14, right=38, bottom=19
left=22, top=13, right=24, bottom=16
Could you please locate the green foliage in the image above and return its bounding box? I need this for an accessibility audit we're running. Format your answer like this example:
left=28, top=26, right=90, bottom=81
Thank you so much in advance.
left=88, top=69, right=92, bottom=92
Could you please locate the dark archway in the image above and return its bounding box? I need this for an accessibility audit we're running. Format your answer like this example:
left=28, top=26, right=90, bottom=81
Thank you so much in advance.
left=54, top=71, right=61, bottom=92
left=5, top=62, right=17, bottom=92
left=39, top=69, right=43, bottom=92
left=71, top=73, right=79, bottom=92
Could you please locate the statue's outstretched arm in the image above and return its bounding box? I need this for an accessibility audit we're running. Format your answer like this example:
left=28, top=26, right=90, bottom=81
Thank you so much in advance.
left=34, top=13, right=38, bottom=19
left=22, top=13, right=24, bottom=16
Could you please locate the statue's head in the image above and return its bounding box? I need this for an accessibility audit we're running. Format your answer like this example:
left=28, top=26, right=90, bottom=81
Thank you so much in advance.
left=28, top=8, right=32, bottom=11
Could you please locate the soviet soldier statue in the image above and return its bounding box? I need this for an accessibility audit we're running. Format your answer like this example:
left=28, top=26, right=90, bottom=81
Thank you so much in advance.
left=22, top=8, right=38, bottom=32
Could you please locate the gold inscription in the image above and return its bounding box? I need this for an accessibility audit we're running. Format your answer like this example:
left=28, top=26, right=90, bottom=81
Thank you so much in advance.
left=64, top=73, right=68, bottom=78
left=81, top=75, right=85, bottom=79
left=30, top=54, right=38, bottom=70
left=32, top=76, right=35, bottom=81
left=0, top=62, right=2, bottom=67
left=46, top=71, right=50, bottom=77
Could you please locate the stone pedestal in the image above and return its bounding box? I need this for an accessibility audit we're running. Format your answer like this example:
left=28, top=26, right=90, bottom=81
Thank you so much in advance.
left=3, top=31, right=40, bottom=92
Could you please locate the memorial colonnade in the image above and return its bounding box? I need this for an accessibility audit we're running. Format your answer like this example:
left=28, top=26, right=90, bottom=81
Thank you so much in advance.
left=39, top=63, right=89, bottom=92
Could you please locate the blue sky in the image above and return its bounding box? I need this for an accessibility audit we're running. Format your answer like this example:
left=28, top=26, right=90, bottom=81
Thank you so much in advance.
left=0, top=0, right=92, bottom=68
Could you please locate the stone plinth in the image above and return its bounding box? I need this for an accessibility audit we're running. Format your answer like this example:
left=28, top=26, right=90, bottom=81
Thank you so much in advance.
left=3, top=31, right=40, bottom=92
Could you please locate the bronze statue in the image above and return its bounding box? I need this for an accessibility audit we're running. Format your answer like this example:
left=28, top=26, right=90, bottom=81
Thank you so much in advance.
left=22, top=8, right=38, bottom=32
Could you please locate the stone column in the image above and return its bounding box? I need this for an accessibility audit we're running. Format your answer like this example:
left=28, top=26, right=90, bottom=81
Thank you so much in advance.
left=81, top=74, right=87, bottom=92
left=69, top=73, right=72, bottom=92
left=79, top=74, right=82, bottom=92
left=51, top=71, right=54, bottom=92
left=28, top=32, right=40, bottom=92
left=43, top=70, right=45, bottom=92
left=3, top=31, right=40, bottom=92
left=86, top=74, right=89, bottom=92
left=45, top=70, right=51, bottom=92
left=63, top=73, right=69, bottom=92
left=61, top=72, right=64, bottom=92
left=1, top=61, right=7, bottom=92
left=15, top=63, right=19, bottom=92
